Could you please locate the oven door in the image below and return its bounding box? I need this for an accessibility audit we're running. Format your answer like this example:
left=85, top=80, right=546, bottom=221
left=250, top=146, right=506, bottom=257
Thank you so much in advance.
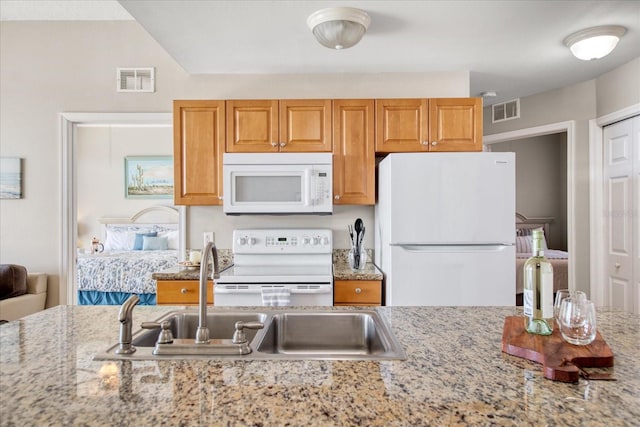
left=214, top=283, right=333, bottom=306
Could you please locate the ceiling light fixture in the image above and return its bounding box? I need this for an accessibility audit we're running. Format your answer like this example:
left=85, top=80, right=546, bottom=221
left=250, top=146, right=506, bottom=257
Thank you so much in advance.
left=307, top=7, right=371, bottom=50
left=563, top=25, right=626, bottom=61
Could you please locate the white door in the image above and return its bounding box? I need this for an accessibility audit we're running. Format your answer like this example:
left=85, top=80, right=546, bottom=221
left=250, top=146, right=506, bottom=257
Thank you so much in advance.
left=603, top=116, right=639, bottom=314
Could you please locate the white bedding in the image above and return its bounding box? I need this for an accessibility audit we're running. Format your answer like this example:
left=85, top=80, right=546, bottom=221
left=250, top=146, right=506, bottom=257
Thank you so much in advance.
left=77, top=250, right=177, bottom=294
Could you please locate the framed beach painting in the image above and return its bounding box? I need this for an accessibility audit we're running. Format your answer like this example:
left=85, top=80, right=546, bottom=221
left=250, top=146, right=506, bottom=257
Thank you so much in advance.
left=125, top=156, right=174, bottom=199
left=0, top=157, right=22, bottom=199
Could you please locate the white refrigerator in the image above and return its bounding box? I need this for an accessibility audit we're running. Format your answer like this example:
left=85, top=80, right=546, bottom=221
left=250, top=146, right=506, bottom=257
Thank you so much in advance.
left=375, top=152, right=515, bottom=306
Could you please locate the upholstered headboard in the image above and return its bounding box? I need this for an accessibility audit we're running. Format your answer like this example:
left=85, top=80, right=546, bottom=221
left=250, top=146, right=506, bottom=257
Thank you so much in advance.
left=515, top=212, right=553, bottom=241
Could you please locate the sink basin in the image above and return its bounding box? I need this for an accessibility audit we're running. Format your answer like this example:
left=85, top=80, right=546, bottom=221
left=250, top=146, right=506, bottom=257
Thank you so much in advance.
left=256, top=311, right=402, bottom=358
left=131, top=310, right=267, bottom=347
left=95, top=309, right=405, bottom=361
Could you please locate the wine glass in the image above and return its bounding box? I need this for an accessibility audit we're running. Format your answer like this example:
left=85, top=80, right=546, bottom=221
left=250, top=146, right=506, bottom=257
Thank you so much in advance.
left=554, top=290, right=586, bottom=325
left=558, top=297, right=596, bottom=345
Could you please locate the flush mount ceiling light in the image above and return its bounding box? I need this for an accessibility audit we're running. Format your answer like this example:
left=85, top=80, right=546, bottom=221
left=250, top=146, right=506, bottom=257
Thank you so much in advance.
left=307, top=7, right=371, bottom=50
left=563, top=25, right=626, bottom=61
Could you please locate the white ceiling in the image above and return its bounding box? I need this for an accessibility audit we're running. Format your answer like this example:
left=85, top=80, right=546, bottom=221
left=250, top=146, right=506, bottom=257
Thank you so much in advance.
left=3, top=1, right=639, bottom=105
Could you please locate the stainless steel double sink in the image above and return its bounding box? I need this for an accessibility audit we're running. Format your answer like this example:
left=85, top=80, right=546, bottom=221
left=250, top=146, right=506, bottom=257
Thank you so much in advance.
left=96, top=309, right=406, bottom=361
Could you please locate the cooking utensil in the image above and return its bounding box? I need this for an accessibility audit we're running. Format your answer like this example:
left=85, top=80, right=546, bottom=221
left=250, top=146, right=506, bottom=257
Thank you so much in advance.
left=354, top=218, right=364, bottom=267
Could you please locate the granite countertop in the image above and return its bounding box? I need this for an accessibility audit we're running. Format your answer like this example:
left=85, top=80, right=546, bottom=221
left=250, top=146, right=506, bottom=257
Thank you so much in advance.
left=153, top=249, right=383, bottom=281
left=1, top=305, right=638, bottom=426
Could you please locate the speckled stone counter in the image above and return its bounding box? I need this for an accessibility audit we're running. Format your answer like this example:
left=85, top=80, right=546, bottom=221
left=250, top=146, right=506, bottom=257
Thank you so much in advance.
left=1, top=306, right=638, bottom=426
left=152, top=249, right=233, bottom=281
left=333, top=262, right=382, bottom=281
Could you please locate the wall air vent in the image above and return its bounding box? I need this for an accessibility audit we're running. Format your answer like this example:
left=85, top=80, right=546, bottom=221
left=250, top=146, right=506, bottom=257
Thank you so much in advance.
left=492, top=99, right=520, bottom=123
left=117, top=67, right=155, bottom=92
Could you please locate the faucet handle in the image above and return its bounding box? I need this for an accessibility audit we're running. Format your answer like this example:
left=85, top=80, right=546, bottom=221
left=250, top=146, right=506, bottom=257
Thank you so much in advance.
left=141, top=320, right=174, bottom=344
left=232, top=321, right=265, bottom=344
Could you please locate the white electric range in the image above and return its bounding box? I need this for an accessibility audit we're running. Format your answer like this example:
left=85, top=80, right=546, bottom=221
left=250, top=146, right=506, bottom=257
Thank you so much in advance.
left=213, top=228, right=334, bottom=306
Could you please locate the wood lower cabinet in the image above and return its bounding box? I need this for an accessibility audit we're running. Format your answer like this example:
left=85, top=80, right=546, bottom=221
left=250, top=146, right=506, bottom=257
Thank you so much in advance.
left=333, top=99, right=375, bottom=205
left=334, top=280, right=382, bottom=306
left=226, top=99, right=332, bottom=153
left=156, top=280, right=214, bottom=305
left=375, top=98, right=482, bottom=153
left=173, top=100, right=225, bottom=205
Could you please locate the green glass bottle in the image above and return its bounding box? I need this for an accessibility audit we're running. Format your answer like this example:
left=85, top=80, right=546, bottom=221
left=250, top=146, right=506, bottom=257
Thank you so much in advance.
left=523, top=229, right=554, bottom=335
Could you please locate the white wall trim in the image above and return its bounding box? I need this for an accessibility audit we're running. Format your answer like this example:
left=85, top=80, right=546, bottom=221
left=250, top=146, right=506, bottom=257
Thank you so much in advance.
left=484, top=121, right=577, bottom=291
left=589, top=102, right=640, bottom=308
left=59, top=112, right=174, bottom=305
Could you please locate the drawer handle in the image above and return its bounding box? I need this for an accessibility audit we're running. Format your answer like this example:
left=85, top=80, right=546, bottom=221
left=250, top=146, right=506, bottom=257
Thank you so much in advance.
left=355, top=288, right=362, bottom=294
left=180, top=288, right=188, bottom=294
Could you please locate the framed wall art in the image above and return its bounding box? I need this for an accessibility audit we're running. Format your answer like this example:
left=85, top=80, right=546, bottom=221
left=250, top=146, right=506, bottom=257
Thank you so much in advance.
left=125, top=156, right=173, bottom=199
left=0, top=157, right=22, bottom=199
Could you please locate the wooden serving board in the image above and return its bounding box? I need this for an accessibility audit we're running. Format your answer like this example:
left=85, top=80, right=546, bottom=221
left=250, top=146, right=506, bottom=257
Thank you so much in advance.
left=501, top=316, right=614, bottom=382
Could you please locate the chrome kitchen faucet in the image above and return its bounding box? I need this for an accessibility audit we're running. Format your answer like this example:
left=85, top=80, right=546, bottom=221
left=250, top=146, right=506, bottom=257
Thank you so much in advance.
left=195, top=241, right=220, bottom=344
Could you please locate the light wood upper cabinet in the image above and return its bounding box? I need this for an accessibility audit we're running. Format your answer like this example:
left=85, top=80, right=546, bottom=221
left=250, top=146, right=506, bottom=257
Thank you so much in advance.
left=429, top=98, right=483, bottom=152
left=226, top=99, right=332, bottom=152
left=375, top=98, right=482, bottom=153
left=173, top=100, right=225, bottom=205
left=333, top=99, right=375, bottom=205
left=375, top=98, right=429, bottom=152
left=226, top=100, right=279, bottom=152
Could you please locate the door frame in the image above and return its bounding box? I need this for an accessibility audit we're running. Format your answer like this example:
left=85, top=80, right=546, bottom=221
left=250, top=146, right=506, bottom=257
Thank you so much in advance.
left=589, top=103, right=640, bottom=307
left=484, top=121, right=576, bottom=291
left=59, top=112, right=178, bottom=305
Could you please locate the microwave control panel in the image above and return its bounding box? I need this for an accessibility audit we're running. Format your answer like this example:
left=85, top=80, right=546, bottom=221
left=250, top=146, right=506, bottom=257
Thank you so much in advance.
left=313, top=168, right=332, bottom=206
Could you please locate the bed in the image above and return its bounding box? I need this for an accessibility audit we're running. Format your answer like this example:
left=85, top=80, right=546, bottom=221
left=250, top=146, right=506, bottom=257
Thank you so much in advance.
left=76, top=206, right=180, bottom=305
left=515, top=212, right=569, bottom=304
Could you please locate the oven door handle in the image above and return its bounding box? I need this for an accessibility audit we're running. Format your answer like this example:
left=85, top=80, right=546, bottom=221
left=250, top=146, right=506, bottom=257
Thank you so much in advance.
left=214, top=286, right=332, bottom=294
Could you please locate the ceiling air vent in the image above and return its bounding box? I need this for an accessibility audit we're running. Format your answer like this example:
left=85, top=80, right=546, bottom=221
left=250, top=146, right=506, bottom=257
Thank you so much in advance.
left=492, top=99, right=520, bottom=123
left=117, top=67, right=155, bottom=93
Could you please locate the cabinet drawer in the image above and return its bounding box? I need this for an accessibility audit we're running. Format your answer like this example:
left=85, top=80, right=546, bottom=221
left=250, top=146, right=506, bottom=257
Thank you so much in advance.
left=156, top=280, right=214, bottom=305
left=334, top=280, right=381, bottom=305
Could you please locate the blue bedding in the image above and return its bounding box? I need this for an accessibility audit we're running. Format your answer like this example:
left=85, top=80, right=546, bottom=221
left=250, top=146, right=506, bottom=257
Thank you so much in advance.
left=78, top=290, right=156, bottom=305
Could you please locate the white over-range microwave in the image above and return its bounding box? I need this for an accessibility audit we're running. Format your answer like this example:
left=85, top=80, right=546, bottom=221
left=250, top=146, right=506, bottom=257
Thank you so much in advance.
left=223, top=153, right=333, bottom=215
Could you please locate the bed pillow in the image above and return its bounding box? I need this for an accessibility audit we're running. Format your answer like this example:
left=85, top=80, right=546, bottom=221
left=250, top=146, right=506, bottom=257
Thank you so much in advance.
left=158, top=229, right=179, bottom=250
left=142, top=236, right=169, bottom=251
left=133, top=232, right=158, bottom=250
left=104, top=227, right=135, bottom=251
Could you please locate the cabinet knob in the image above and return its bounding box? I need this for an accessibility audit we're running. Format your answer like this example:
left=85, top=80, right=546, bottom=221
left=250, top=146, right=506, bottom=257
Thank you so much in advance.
left=279, top=142, right=287, bottom=147
left=218, top=196, right=223, bottom=200
left=334, top=195, right=340, bottom=200
left=270, top=142, right=278, bottom=147
left=355, top=288, right=362, bottom=294
left=421, top=141, right=429, bottom=145
left=431, top=141, right=438, bottom=146
left=180, top=288, right=188, bottom=294
left=615, top=263, right=621, bottom=269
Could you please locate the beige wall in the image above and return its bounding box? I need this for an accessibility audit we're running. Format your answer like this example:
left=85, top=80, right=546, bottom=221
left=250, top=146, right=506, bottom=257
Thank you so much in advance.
left=595, top=58, right=640, bottom=117
left=491, top=134, right=567, bottom=250
left=0, top=21, right=469, bottom=307
left=76, top=126, right=173, bottom=249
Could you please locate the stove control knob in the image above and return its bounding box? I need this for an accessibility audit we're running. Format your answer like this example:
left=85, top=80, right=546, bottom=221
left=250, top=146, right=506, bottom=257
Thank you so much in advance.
left=322, top=237, right=330, bottom=245
left=303, top=237, right=311, bottom=245
left=249, top=237, right=257, bottom=246
left=312, top=237, right=320, bottom=245
left=237, top=237, right=247, bottom=246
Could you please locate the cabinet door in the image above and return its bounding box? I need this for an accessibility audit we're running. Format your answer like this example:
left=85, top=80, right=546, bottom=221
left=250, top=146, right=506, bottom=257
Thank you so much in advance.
left=429, top=98, right=483, bottom=152
left=375, top=99, right=429, bottom=152
left=173, top=100, right=225, bottom=205
left=279, top=99, right=332, bottom=152
left=333, top=99, right=375, bottom=205
left=226, top=100, right=279, bottom=153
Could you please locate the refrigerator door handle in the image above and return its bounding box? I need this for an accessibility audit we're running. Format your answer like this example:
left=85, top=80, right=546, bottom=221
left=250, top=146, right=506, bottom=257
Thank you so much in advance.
left=395, top=244, right=512, bottom=253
